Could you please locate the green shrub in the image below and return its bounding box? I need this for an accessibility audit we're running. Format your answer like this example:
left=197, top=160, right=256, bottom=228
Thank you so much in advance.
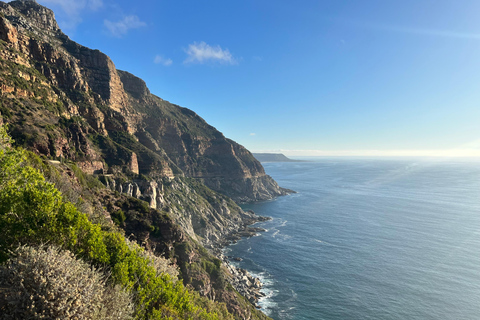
left=112, top=209, right=127, bottom=226
left=0, top=124, right=231, bottom=319
left=138, top=246, right=179, bottom=281
left=0, top=245, right=134, bottom=320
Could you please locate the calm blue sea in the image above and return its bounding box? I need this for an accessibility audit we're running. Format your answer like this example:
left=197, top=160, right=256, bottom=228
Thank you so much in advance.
left=225, top=158, right=480, bottom=320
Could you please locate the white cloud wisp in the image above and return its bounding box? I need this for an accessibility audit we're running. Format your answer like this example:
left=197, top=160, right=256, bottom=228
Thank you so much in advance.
left=37, top=0, right=103, bottom=29
left=339, top=17, right=480, bottom=41
left=184, top=41, right=236, bottom=65
left=104, top=15, right=146, bottom=37
left=154, top=55, right=173, bottom=66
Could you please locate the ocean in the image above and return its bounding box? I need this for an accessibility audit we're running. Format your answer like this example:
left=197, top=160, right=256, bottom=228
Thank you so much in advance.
left=224, top=158, right=480, bottom=320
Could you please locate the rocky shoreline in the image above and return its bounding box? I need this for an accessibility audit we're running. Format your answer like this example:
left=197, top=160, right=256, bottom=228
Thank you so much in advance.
left=209, top=212, right=271, bottom=308
left=223, top=259, right=265, bottom=307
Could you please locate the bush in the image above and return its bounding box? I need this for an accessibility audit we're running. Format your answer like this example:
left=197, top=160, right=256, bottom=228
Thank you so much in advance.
left=112, top=209, right=126, bottom=226
left=0, top=124, right=231, bottom=319
left=138, top=244, right=179, bottom=281
left=0, top=245, right=134, bottom=320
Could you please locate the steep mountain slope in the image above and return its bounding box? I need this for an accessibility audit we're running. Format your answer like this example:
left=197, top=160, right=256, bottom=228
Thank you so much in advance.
left=0, top=0, right=292, bottom=246
left=0, top=0, right=289, bottom=203
left=0, top=0, right=289, bottom=318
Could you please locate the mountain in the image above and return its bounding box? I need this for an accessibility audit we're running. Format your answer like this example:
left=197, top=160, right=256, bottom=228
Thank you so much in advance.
left=252, top=153, right=303, bottom=162
left=0, top=0, right=289, bottom=203
left=0, top=1, right=290, bottom=318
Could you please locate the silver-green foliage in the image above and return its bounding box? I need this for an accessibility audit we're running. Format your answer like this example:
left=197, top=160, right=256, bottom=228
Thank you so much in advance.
left=136, top=242, right=179, bottom=281
left=0, top=245, right=134, bottom=320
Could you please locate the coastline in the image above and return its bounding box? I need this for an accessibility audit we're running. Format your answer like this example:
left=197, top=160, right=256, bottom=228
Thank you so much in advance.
left=221, top=253, right=266, bottom=307
left=208, top=213, right=271, bottom=308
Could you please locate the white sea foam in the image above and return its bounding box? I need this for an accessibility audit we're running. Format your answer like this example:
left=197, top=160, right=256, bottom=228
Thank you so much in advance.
left=277, top=233, right=292, bottom=241
left=258, top=288, right=278, bottom=316
left=313, top=239, right=338, bottom=247
left=313, top=238, right=336, bottom=246
left=248, top=270, right=278, bottom=315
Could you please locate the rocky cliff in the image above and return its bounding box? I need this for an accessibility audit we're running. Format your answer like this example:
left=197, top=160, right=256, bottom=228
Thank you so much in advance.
left=0, top=1, right=289, bottom=318
left=0, top=0, right=289, bottom=203
left=0, top=0, right=293, bottom=240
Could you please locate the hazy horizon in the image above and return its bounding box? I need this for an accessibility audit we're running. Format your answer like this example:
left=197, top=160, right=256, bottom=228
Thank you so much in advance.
left=254, top=149, right=480, bottom=158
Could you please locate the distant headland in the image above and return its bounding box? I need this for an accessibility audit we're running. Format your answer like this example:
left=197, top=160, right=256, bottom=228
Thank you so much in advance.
left=252, top=153, right=305, bottom=163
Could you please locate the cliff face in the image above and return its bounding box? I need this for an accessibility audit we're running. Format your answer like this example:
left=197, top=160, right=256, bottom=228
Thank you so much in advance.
left=0, top=0, right=286, bottom=245
left=0, top=0, right=289, bottom=203
left=117, top=70, right=291, bottom=202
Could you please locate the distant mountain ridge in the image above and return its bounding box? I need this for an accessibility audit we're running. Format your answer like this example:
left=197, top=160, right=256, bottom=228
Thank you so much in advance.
left=253, top=153, right=303, bottom=162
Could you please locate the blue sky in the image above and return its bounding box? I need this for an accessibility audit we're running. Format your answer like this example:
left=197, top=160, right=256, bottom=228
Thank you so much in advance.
left=30, top=0, right=480, bottom=156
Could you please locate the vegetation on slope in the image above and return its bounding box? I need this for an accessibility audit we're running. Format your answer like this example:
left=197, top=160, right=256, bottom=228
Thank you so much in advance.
left=0, top=245, right=134, bottom=319
left=0, top=124, right=233, bottom=319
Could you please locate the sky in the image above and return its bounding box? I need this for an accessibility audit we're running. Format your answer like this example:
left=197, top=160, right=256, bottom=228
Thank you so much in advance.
left=25, top=0, right=480, bottom=157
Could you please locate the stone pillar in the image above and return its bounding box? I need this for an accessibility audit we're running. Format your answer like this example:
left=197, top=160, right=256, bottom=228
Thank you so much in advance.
left=129, top=152, right=139, bottom=174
